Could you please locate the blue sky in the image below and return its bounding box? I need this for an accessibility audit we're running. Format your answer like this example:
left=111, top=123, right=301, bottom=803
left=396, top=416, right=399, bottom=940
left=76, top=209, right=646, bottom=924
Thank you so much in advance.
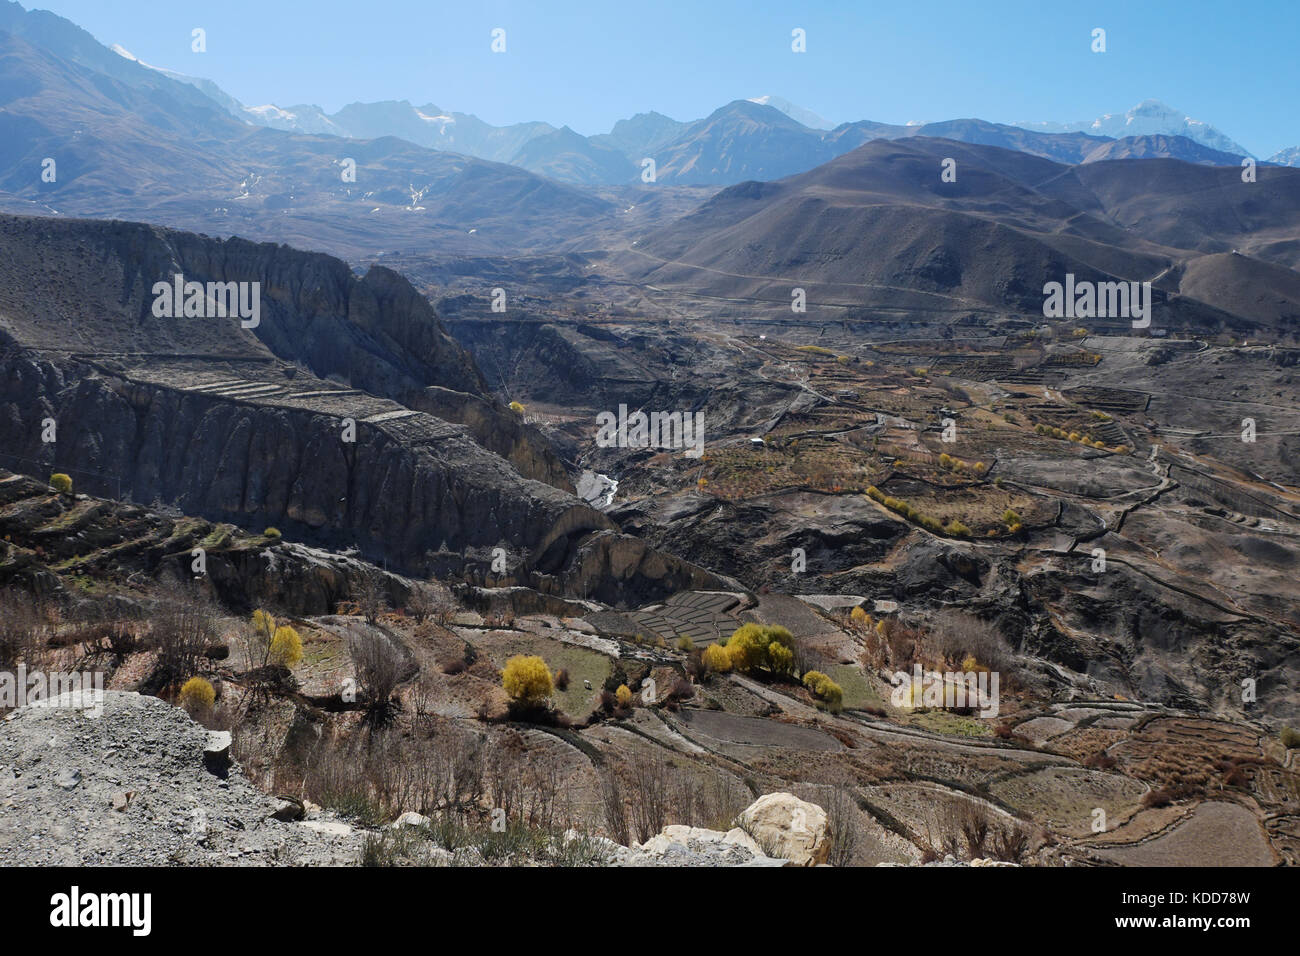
left=26, top=0, right=1300, bottom=156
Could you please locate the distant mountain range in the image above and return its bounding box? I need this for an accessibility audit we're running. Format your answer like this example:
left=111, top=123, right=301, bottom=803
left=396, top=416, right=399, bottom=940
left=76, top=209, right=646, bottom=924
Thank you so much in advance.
left=0, top=3, right=613, bottom=258
left=3, top=0, right=1299, bottom=290
left=126, top=51, right=1279, bottom=186
left=22, top=1, right=1275, bottom=186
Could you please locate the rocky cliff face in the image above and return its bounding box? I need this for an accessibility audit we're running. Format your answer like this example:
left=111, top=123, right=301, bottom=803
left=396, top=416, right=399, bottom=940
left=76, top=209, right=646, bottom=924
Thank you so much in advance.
left=0, top=213, right=570, bottom=490
left=0, top=351, right=592, bottom=573
left=414, top=385, right=572, bottom=493
left=0, top=351, right=733, bottom=605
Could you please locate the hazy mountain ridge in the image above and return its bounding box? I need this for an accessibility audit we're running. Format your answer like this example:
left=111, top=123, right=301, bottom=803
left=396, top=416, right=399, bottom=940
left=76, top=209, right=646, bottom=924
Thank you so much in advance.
left=0, top=28, right=617, bottom=258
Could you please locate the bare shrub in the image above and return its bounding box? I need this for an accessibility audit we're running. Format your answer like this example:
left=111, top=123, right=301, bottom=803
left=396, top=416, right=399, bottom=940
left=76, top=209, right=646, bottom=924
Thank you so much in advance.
left=347, top=626, right=406, bottom=716
left=354, top=574, right=389, bottom=626
left=433, top=596, right=456, bottom=626
left=1083, top=750, right=1117, bottom=769
left=957, top=803, right=991, bottom=859
left=150, top=587, right=218, bottom=689
left=859, top=625, right=886, bottom=671
left=684, top=648, right=706, bottom=681
left=62, top=601, right=143, bottom=657
left=485, top=731, right=567, bottom=830
left=667, top=677, right=694, bottom=701
left=406, top=674, right=437, bottom=731
left=793, top=636, right=834, bottom=677
left=822, top=786, right=861, bottom=867
left=286, top=720, right=491, bottom=825
left=927, top=611, right=1014, bottom=673
left=668, top=773, right=697, bottom=826
left=881, top=618, right=922, bottom=667
left=627, top=753, right=672, bottom=842
left=0, top=589, right=46, bottom=670
left=991, top=824, right=1031, bottom=862
left=790, top=781, right=861, bottom=865
left=699, top=775, right=752, bottom=831
left=405, top=584, right=434, bottom=623
left=419, top=725, right=488, bottom=817
left=599, top=768, right=630, bottom=845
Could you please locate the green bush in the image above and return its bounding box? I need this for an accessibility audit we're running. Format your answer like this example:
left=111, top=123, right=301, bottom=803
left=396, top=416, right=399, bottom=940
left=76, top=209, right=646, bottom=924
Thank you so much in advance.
left=1282, top=727, right=1300, bottom=749
left=49, top=473, right=73, bottom=494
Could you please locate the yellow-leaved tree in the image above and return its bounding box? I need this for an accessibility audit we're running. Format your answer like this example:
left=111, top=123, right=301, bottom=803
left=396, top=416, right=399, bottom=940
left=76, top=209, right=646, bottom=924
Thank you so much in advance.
left=702, top=643, right=732, bottom=674
left=269, top=625, right=303, bottom=668
left=502, top=655, right=553, bottom=704
left=179, top=676, right=215, bottom=713
left=724, top=623, right=796, bottom=676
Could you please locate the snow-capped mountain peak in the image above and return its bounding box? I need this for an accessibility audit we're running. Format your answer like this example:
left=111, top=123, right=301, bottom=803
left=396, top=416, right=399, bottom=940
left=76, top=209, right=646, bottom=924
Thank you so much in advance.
left=1017, top=99, right=1252, bottom=158
left=1266, top=145, right=1300, bottom=166
left=747, top=95, right=833, bottom=130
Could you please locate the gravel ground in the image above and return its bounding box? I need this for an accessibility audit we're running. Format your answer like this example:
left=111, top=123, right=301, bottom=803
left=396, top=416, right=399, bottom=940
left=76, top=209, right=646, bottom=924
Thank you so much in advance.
left=0, top=691, right=362, bottom=866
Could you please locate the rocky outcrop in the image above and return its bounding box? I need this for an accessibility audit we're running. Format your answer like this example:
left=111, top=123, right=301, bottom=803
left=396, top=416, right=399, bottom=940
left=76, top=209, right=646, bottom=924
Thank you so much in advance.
left=455, top=585, right=599, bottom=618
left=734, top=792, right=831, bottom=866
left=0, top=469, right=423, bottom=616
left=612, top=792, right=831, bottom=866
left=531, top=529, right=747, bottom=607
left=414, top=385, right=572, bottom=492
left=619, top=825, right=788, bottom=867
